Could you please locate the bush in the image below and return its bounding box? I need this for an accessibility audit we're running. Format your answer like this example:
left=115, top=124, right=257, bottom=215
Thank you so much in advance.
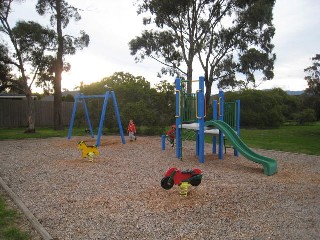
left=137, top=126, right=165, bottom=136
left=224, top=88, right=292, bottom=128
left=294, top=108, right=316, bottom=125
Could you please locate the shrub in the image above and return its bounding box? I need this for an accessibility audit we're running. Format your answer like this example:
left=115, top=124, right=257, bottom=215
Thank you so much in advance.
left=294, top=108, right=317, bottom=125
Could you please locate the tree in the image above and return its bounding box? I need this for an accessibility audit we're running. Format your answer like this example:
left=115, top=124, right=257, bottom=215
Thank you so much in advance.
left=130, top=0, right=202, bottom=93
left=224, top=88, right=290, bottom=128
left=0, top=1, right=56, bottom=132
left=0, top=43, right=17, bottom=92
left=36, top=0, right=90, bottom=130
left=12, top=20, right=57, bottom=89
left=78, top=72, right=175, bottom=130
left=304, top=54, right=320, bottom=96
left=1, top=0, right=35, bottom=132
left=129, top=0, right=276, bottom=105
left=303, top=54, right=320, bottom=120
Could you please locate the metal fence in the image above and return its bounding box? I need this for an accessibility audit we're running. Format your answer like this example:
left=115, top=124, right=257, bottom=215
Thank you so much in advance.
left=0, top=99, right=74, bottom=127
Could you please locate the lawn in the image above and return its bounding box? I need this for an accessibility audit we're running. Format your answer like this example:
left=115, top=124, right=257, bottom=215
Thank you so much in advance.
left=0, top=196, right=29, bottom=240
left=0, top=127, right=87, bottom=140
left=240, top=124, right=320, bottom=155
left=0, top=123, right=319, bottom=155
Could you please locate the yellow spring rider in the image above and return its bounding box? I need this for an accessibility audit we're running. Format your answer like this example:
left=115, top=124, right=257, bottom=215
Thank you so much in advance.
left=78, top=141, right=99, bottom=162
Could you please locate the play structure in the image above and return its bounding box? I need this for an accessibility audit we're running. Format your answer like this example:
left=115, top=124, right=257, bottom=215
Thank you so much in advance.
left=78, top=141, right=99, bottom=162
left=68, top=91, right=126, bottom=146
left=170, top=76, right=277, bottom=176
left=160, top=168, right=203, bottom=196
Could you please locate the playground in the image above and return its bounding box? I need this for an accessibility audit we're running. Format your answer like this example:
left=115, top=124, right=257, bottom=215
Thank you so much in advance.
left=0, top=135, right=319, bottom=239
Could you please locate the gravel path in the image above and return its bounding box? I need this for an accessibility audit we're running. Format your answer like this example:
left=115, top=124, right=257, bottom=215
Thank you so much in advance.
left=0, top=136, right=319, bottom=240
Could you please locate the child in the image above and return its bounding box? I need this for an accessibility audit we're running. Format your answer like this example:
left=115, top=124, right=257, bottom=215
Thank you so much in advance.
left=127, top=119, right=137, bottom=141
left=166, top=125, right=176, bottom=147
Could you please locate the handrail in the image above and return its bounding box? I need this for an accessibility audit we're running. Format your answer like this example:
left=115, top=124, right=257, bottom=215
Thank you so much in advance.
left=218, top=97, right=223, bottom=117
left=175, top=90, right=181, bottom=118
left=196, top=90, right=200, bottom=119
left=195, top=89, right=207, bottom=119
left=181, top=79, right=199, bottom=83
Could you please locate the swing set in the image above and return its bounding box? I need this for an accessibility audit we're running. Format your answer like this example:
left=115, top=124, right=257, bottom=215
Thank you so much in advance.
left=68, top=91, right=126, bottom=146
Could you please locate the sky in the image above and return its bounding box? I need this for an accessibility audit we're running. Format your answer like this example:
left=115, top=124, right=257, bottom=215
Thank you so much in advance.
left=6, top=0, right=320, bottom=93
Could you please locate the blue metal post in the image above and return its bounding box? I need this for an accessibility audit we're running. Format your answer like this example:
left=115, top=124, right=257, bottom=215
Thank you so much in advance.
left=68, top=94, right=79, bottom=139
left=111, top=91, right=126, bottom=144
left=212, top=100, right=218, bottom=154
left=218, top=90, right=224, bottom=159
left=234, top=100, right=241, bottom=157
left=161, top=135, right=166, bottom=150
left=96, top=91, right=110, bottom=146
left=196, top=131, right=199, bottom=156
left=175, top=78, right=182, bottom=159
left=198, top=76, right=205, bottom=163
left=82, top=96, right=94, bottom=138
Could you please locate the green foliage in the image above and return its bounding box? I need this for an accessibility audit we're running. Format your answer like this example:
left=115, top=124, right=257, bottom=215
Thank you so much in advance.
left=292, top=93, right=320, bottom=121
left=62, top=94, right=74, bottom=102
left=137, top=126, right=165, bottom=135
left=131, top=0, right=276, bottom=98
left=0, top=44, right=18, bottom=93
left=293, top=108, right=317, bottom=125
left=224, top=88, right=299, bottom=128
left=78, top=72, right=175, bottom=129
left=0, top=197, right=30, bottom=240
left=304, top=53, right=320, bottom=96
left=12, top=21, right=57, bottom=91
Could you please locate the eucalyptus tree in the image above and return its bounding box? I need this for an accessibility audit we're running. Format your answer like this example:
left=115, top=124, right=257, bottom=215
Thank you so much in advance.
left=0, top=43, right=17, bottom=92
left=304, top=54, right=320, bottom=96
left=36, top=0, right=90, bottom=130
left=0, top=0, right=56, bottom=132
left=130, top=0, right=199, bottom=93
left=304, top=53, right=320, bottom=120
left=13, top=21, right=57, bottom=90
left=129, top=0, right=276, bottom=104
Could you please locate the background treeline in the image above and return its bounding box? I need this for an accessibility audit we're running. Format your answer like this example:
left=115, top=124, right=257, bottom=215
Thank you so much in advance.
left=70, top=72, right=319, bottom=135
left=224, top=89, right=319, bottom=128
left=73, top=72, right=175, bottom=135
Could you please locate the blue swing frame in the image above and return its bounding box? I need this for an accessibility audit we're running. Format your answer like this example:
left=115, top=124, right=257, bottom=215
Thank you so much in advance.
left=68, top=91, right=126, bottom=146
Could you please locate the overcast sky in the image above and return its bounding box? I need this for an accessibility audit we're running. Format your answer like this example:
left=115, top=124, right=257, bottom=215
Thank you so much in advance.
left=7, top=0, right=320, bottom=92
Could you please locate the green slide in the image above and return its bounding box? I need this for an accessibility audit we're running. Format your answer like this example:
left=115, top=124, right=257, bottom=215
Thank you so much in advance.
left=205, top=120, right=278, bottom=176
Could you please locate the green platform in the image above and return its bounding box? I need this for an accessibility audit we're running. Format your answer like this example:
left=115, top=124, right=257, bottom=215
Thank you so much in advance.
left=205, top=120, right=278, bottom=176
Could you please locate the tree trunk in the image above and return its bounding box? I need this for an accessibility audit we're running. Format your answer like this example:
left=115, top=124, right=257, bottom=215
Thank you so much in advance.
left=3, top=14, right=36, bottom=133
left=24, top=87, right=36, bottom=133
left=54, top=0, right=64, bottom=130
left=186, top=64, right=193, bottom=94
left=205, top=80, right=212, bottom=106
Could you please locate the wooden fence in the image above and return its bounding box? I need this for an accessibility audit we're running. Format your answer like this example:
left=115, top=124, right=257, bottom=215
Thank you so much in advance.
left=0, top=99, right=74, bottom=127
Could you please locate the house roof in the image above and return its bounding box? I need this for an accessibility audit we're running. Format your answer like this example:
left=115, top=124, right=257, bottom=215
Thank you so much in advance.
left=0, top=93, right=37, bottom=99
left=40, top=90, right=79, bottom=101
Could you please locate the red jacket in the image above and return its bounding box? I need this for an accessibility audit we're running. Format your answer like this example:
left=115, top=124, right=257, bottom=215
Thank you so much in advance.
left=127, top=123, right=136, bottom=133
left=166, top=128, right=175, bottom=140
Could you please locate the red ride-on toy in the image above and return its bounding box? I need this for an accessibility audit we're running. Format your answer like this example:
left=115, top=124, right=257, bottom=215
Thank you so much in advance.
left=161, top=168, right=202, bottom=190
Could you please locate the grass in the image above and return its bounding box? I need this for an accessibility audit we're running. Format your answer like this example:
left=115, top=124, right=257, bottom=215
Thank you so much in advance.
left=0, top=197, right=30, bottom=240
left=240, top=124, right=320, bottom=155
left=201, top=122, right=320, bottom=156
left=1, top=123, right=320, bottom=156
left=0, top=127, right=88, bottom=140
